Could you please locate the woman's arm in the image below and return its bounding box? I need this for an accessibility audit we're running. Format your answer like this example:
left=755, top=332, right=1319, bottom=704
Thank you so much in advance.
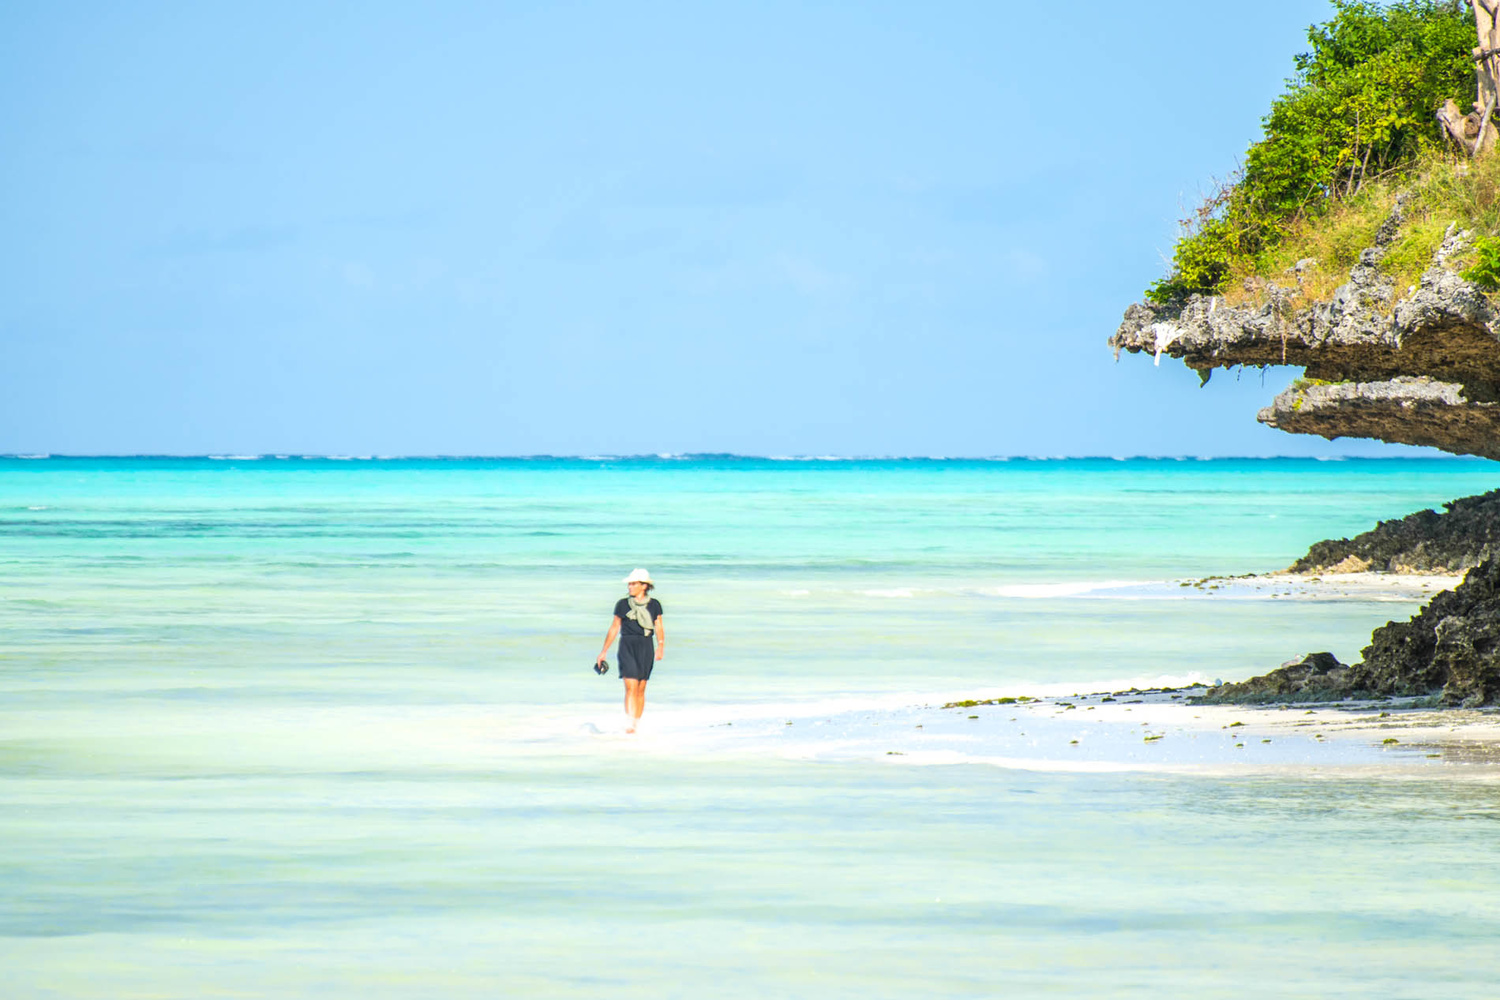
left=653, top=615, right=665, bottom=661
left=598, top=616, right=621, bottom=664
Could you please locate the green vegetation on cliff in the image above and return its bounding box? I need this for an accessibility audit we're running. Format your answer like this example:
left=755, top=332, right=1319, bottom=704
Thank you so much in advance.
left=1148, top=0, right=1475, bottom=305
left=1223, top=151, right=1500, bottom=307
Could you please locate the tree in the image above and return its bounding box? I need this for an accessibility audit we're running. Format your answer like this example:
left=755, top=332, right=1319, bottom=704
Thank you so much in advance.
left=1146, top=1, right=1474, bottom=304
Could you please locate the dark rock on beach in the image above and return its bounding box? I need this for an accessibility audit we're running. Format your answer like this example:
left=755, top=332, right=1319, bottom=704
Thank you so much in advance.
left=1350, top=557, right=1500, bottom=706
left=1199, top=651, right=1352, bottom=704
left=1289, top=488, right=1500, bottom=574
left=1203, top=558, right=1500, bottom=706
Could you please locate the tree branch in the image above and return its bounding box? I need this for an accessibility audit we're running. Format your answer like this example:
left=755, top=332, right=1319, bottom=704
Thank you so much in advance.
left=1477, top=91, right=1498, bottom=155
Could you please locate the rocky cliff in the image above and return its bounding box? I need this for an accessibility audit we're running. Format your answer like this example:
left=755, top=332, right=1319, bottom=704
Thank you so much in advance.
left=1110, top=215, right=1500, bottom=459
left=1112, top=199, right=1500, bottom=704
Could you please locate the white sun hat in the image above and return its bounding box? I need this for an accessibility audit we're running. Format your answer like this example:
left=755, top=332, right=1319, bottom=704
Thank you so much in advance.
left=623, top=568, right=654, bottom=584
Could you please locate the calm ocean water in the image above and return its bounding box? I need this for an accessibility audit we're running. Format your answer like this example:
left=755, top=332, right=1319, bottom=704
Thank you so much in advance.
left=4, top=456, right=1500, bottom=997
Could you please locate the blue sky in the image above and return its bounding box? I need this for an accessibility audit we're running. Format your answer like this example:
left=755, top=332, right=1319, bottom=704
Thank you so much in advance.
left=0, top=0, right=1450, bottom=456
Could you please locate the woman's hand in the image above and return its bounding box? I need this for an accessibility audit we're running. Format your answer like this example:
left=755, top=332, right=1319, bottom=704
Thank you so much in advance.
left=655, top=646, right=665, bottom=662
left=599, top=617, right=620, bottom=667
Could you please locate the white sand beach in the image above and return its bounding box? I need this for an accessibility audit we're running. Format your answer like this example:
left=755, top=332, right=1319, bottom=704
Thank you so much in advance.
left=1188, top=570, right=1464, bottom=600
left=621, top=684, right=1500, bottom=779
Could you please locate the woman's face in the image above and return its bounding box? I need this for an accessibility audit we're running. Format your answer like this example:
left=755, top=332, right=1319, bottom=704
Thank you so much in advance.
left=627, top=580, right=648, bottom=597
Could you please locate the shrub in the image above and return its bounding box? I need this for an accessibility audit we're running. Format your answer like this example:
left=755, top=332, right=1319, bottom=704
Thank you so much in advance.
left=1147, top=0, right=1474, bottom=305
left=1460, top=234, right=1500, bottom=288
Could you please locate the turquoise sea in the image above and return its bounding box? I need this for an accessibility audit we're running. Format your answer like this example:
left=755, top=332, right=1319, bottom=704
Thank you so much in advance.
left=4, top=456, right=1500, bottom=998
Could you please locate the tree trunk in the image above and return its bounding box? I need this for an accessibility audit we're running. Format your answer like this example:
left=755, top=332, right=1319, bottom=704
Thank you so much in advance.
left=1470, top=0, right=1500, bottom=155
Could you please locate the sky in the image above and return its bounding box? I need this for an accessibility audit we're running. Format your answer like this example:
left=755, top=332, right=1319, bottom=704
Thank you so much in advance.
left=0, top=0, right=1458, bottom=457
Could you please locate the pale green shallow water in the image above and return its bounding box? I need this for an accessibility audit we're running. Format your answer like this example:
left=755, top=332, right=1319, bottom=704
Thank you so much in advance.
left=3, top=457, right=1500, bottom=998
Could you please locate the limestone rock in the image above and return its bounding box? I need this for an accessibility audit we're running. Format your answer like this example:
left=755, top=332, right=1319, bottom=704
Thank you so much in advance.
left=1205, top=559, right=1500, bottom=705
left=1199, top=652, right=1349, bottom=704
left=1430, top=612, right=1500, bottom=707
left=1110, top=218, right=1500, bottom=459
left=1114, top=237, right=1500, bottom=381
left=1259, top=376, right=1500, bottom=460
left=1290, top=488, right=1500, bottom=574
left=1346, top=557, right=1500, bottom=705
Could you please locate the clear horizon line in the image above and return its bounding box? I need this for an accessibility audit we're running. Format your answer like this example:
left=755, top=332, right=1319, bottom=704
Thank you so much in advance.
left=0, top=452, right=1485, bottom=462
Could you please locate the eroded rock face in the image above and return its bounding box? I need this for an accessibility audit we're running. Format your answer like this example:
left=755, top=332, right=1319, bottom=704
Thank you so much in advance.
left=1110, top=223, right=1500, bottom=458
left=1260, top=376, right=1500, bottom=460
left=1348, top=557, right=1500, bottom=706
left=1111, top=230, right=1500, bottom=389
left=1290, top=488, right=1500, bottom=574
left=1203, top=559, right=1500, bottom=706
left=1430, top=613, right=1500, bottom=706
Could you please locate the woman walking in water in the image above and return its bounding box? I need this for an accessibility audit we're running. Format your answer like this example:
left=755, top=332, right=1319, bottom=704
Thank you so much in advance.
left=597, top=569, right=664, bottom=733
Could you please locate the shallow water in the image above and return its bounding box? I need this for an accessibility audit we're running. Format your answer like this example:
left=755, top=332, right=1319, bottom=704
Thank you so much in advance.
left=3, top=457, right=1500, bottom=996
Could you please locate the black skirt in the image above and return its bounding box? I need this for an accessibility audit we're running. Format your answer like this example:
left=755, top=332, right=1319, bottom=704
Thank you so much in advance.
left=618, top=635, right=655, bottom=680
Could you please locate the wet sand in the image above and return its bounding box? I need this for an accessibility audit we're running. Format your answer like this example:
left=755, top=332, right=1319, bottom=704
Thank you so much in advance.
left=1186, top=569, right=1463, bottom=600
left=628, top=681, right=1500, bottom=779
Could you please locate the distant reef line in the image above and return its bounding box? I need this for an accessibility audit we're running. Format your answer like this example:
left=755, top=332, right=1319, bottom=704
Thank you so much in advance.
left=1, top=453, right=1490, bottom=463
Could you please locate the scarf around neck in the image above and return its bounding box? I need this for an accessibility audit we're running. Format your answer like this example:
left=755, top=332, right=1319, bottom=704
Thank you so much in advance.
left=626, top=595, right=655, bottom=636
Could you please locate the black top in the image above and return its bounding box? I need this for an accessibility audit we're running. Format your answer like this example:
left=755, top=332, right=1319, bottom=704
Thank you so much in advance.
left=613, top=597, right=663, bottom=638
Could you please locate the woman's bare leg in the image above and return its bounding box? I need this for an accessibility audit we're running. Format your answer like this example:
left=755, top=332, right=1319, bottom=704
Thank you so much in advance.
left=622, top=678, right=647, bottom=731
left=622, top=678, right=645, bottom=731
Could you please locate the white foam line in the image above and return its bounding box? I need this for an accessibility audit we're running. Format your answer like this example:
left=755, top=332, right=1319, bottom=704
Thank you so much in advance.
left=978, top=580, right=1153, bottom=598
